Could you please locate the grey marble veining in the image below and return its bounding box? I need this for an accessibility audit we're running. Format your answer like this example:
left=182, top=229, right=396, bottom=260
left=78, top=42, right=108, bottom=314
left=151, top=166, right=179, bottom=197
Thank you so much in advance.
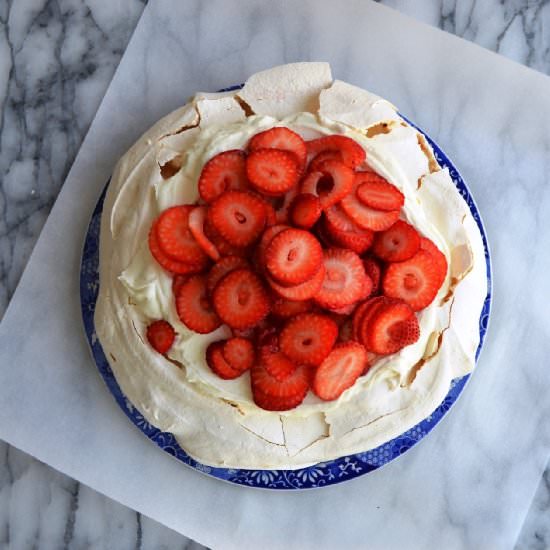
left=1, top=0, right=550, bottom=548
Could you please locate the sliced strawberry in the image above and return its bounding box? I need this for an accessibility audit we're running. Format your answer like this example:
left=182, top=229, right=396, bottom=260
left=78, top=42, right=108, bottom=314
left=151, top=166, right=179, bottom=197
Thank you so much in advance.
left=263, top=200, right=278, bottom=227
left=208, top=190, right=266, bottom=247
left=308, top=150, right=343, bottom=172
left=154, top=206, right=209, bottom=264
left=382, top=249, right=443, bottom=311
left=222, top=337, right=255, bottom=372
left=252, top=386, right=307, bottom=411
left=279, top=313, right=338, bottom=366
left=366, top=301, right=419, bottom=354
left=341, top=175, right=400, bottom=231
left=301, top=160, right=354, bottom=209
left=327, top=302, right=357, bottom=316
left=419, top=237, right=448, bottom=285
left=206, top=256, right=250, bottom=295
left=322, top=217, right=374, bottom=254
left=246, top=148, right=300, bottom=196
left=362, top=257, right=381, bottom=297
left=325, top=204, right=369, bottom=234
left=206, top=341, right=243, bottom=380
left=372, top=220, right=420, bottom=263
left=198, top=150, right=248, bottom=203
left=267, top=263, right=325, bottom=301
left=315, top=249, right=368, bottom=308
left=271, top=295, right=313, bottom=318
left=306, top=135, right=365, bottom=169
left=289, top=193, right=322, bottom=229
left=261, top=350, right=297, bottom=381
left=203, top=217, right=248, bottom=257
left=146, top=320, right=176, bottom=354
left=175, top=275, right=221, bottom=334
left=149, top=222, right=209, bottom=275
left=212, top=268, right=270, bottom=329
left=356, top=172, right=405, bottom=211
left=274, top=186, right=298, bottom=224
left=172, top=274, right=189, bottom=297
left=265, top=228, right=323, bottom=285
left=356, top=296, right=397, bottom=348
left=248, top=127, right=307, bottom=173
left=188, top=206, right=221, bottom=261
left=255, top=223, right=290, bottom=271
left=251, top=361, right=309, bottom=401
left=312, top=342, right=367, bottom=401
left=352, top=299, right=376, bottom=342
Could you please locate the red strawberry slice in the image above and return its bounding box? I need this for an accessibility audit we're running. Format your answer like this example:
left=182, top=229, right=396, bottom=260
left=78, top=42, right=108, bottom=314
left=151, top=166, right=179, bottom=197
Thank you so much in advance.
left=261, top=350, right=297, bottom=381
left=252, top=386, right=308, bottom=411
left=327, top=302, right=357, bottom=316
left=308, top=150, right=343, bottom=172
left=362, top=257, right=381, bottom=297
left=300, top=160, right=354, bottom=209
left=315, top=249, right=368, bottom=308
left=382, top=249, right=443, bottom=311
left=212, top=268, right=270, bottom=329
left=324, top=204, right=370, bottom=235
left=366, top=301, right=419, bottom=354
left=356, top=296, right=397, bottom=348
left=188, top=206, right=221, bottom=261
left=312, top=342, right=367, bottom=401
left=198, top=150, right=248, bottom=203
left=419, top=237, right=448, bottom=286
left=274, top=186, right=298, bottom=224
left=146, top=320, right=176, bottom=354
left=306, top=135, right=366, bottom=169
left=352, top=299, right=376, bottom=342
left=251, top=361, right=309, bottom=402
left=248, top=127, right=307, bottom=173
left=289, top=193, right=322, bottom=229
left=206, top=341, right=243, bottom=380
left=267, top=263, right=325, bottom=301
left=172, top=274, right=189, bottom=297
left=203, top=217, right=248, bottom=257
left=271, top=295, right=313, bottom=318
left=208, top=190, right=266, bottom=247
left=341, top=175, right=400, bottom=231
left=246, top=148, right=300, bottom=196
left=279, top=313, right=338, bottom=366
left=222, top=337, right=255, bottom=373
left=206, top=256, right=250, bottom=295
left=356, top=172, right=405, bottom=211
left=149, top=222, right=209, bottom=275
left=255, top=223, right=290, bottom=271
left=321, top=217, right=374, bottom=254
left=155, top=206, right=209, bottom=264
left=265, top=228, right=323, bottom=285
left=372, top=220, right=420, bottom=263
left=175, top=275, right=222, bottom=334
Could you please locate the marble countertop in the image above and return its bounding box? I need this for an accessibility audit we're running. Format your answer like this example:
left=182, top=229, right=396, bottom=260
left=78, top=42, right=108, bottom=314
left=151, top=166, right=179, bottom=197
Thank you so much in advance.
left=1, top=0, right=549, bottom=548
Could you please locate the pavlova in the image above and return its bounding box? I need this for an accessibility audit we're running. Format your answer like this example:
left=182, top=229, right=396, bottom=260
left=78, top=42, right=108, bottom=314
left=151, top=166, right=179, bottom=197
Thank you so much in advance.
left=95, top=62, right=487, bottom=469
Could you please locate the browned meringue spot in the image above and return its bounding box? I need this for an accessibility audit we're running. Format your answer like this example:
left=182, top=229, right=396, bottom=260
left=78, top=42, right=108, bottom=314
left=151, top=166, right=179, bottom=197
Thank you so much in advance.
left=159, top=154, right=184, bottom=179
left=366, top=122, right=392, bottom=138
left=234, top=95, right=255, bottom=116
left=109, top=353, right=117, bottom=363
left=222, top=399, right=246, bottom=415
left=416, top=133, right=439, bottom=173
left=166, top=356, right=185, bottom=370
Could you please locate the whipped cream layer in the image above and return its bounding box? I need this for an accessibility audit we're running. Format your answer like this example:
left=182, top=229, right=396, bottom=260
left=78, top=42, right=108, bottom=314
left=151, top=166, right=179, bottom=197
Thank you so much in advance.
left=95, top=63, right=487, bottom=469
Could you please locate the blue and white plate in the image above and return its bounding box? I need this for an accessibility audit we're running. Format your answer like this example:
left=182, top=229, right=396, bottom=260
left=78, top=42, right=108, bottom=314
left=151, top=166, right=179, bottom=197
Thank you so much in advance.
left=80, top=100, right=492, bottom=490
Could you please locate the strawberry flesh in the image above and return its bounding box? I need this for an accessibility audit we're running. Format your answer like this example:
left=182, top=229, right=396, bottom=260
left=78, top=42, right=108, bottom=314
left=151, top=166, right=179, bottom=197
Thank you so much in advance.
left=146, top=320, right=176, bottom=354
left=198, top=150, right=248, bottom=203
left=175, top=275, right=222, bottom=334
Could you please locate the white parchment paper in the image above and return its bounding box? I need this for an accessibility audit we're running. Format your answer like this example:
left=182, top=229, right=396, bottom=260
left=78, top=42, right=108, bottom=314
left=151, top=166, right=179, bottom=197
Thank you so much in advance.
left=1, top=1, right=550, bottom=548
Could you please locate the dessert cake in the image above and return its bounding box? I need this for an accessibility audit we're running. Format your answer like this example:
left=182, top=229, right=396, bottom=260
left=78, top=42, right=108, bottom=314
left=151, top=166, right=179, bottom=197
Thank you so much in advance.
left=95, top=62, right=487, bottom=470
